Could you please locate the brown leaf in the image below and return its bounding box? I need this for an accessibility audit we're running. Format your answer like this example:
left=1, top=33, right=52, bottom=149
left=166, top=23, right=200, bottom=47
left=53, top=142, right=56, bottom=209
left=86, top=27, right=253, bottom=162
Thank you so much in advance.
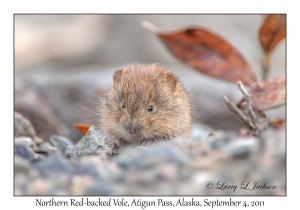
left=237, top=76, right=285, bottom=111
left=270, top=118, right=285, bottom=129
left=142, top=21, right=257, bottom=87
left=73, top=123, right=90, bottom=134
left=259, top=14, right=286, bottom=55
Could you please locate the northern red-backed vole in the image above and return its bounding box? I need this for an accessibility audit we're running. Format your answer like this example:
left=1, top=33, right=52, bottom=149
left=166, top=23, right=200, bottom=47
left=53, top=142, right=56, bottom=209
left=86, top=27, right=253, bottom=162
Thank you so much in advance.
left=100, top=63, right=191, bottom=147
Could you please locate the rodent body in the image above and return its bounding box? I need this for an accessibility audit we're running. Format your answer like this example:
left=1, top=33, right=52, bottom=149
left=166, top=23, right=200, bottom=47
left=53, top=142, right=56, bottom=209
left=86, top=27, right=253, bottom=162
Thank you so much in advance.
left=100, top=63, right=191, bottom=147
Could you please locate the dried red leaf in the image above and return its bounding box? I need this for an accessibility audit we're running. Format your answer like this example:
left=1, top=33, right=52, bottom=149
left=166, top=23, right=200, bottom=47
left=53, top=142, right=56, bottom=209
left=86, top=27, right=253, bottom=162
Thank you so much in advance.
left=270, top=118, right=285, bottom=129
left=142, top=21, right=256, bottom=87
left=73, top=123, right=90, bottom=134
left=238, top=76, right=286, bottom=111
left=259, top=14, right=286, bottom=55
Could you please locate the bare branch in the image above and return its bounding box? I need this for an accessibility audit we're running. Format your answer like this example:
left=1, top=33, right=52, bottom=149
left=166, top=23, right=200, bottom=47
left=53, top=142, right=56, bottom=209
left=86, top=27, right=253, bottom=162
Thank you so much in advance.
left=237, top=81, right=257, bottom=123
left=223, top=96, right=257, bottom=130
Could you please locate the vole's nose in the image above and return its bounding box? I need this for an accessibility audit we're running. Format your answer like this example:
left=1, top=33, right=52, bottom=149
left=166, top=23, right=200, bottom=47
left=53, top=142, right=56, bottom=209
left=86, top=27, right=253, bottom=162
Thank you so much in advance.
left=127, top=128, right=136, bottom=135
left=124, top=121, right=139, bottom=135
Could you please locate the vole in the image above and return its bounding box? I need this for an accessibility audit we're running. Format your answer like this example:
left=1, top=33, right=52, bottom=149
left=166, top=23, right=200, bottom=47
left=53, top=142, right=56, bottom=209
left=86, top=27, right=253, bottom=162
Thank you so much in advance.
left=100, top=63, right=191, bottom=148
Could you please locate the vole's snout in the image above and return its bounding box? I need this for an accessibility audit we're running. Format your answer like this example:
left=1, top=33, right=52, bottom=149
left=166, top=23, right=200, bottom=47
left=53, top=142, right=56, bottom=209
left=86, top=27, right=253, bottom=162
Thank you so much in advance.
left=124, top=122, right=140, bottom=135
left=127, top=127, right=136, bottom=135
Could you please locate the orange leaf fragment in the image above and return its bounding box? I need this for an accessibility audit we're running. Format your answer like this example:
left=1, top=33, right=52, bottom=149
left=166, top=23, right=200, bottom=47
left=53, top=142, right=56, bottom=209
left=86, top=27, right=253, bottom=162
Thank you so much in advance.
left=142, top=21, right=257, bottom=87
left=270, top=119, right=285, bottom=129
left=237, top=76, right=285, bottom=111
left=73, top=123, right=90, bottom=134
left=259, top=14, right=286, bottom=55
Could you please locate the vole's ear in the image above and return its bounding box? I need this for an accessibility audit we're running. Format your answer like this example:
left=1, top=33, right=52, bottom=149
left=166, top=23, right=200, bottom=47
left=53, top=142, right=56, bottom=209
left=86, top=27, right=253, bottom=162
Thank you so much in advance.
left=150, top=63, right=159, bottom=70
left=166, top=72, right=179, bottom=92
left=113, top=68, right=123, bottom=84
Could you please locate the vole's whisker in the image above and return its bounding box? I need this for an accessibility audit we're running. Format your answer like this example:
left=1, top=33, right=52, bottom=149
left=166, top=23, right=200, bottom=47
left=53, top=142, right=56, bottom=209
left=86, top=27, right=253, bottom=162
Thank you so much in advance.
left=75, top=119, right=97, bottom=124
left=78, top=104, right=100, bottom=115
left=78, top=114, right=100, bottom=118
left=77, top=93, right=100, bottom=106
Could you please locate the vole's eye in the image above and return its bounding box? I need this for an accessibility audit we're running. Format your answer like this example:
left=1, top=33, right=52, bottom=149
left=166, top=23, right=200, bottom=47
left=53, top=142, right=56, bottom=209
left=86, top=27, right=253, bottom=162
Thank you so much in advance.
left=147, top=105, right=154, bottom=112
left=122, top=103, right=126, bottom=109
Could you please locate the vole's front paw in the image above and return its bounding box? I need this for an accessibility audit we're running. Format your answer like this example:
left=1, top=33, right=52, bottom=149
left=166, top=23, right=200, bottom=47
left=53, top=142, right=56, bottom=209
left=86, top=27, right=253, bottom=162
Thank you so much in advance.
left=112, top=139, right=124, bottom=150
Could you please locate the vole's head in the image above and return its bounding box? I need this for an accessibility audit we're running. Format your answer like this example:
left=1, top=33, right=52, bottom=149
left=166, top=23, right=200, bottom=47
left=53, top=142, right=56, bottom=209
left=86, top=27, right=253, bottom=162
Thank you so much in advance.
left=100, top=63, right=191, bottom=144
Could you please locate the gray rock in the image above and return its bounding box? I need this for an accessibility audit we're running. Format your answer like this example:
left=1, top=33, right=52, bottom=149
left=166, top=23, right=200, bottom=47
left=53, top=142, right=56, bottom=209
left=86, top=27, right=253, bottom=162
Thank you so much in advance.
left=191, top=123, right=214, bottom=141
left=72, top=155, right=109, bottom=179
left=49, top=135, right=73, bottom=155
left=14, top=143, right=43, bottom=163
left=84, top=181, right=115, bottom=195
left=208, top=131, right=258, bottom=159
left=14, top=111, right=44, bottom=144
left=227, top=138, right=258, bottom=159
left=114, top=142, right=189, bottom=171
left=34, top=142, right=58, bottom=154
left=70, top=126, right=116, bottom=160
left=15, top=78, right=70, bottom=141
left=33, top=153, right=71, bottom=178
left=208, top=131, right=236, bottom=149
left=65, top=145, right=73, bottom=158
left=154, top=163, right=178, bottom=181
left=15, top=137, right=35, bottom=148
left=259, top=128, right=286, bottom=170
left=14, top=112, right=36, bottom=139
left=14, top=156, right=31, bottom=174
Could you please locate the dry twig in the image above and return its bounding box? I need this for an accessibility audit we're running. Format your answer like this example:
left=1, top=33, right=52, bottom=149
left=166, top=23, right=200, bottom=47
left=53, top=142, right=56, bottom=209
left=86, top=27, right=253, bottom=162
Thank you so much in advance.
left=224, top=96, right=257, bottom=130
left=237, top=81, right=257, bottom=123
left=223, top=81, right=272, bottom=135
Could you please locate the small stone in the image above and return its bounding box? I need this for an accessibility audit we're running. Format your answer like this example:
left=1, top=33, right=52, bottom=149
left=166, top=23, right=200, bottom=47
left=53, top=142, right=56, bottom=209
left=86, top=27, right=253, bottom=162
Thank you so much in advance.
left=208, top=131, right=236, bottom=149
left=73, top=155, right=108, bottom=178
left=14, top=112, right=45, bottom=145
left=34, top=142, right=58, bottom=154
left=70, top=175, right=93, bottom=195
left=84, top=181, right=115, bottom=195
left=155, top=163, right=178, bottom=181
left=114, top=142, right=189, bottom=171
left=33, top=153, right=71, bottom=178
left=65, top=145, right=74, bottom=158
left=191, top=123, right=214, bottom=141
left=228, top=138, right=258, bottom=159
left=191, top=171, right=211, bottom=188
left=15, top=137, right=35, bottom=148
left=106, top=162, right=124, bottom=181
left=208, top=131, right=258, bottom=159
left=49, top=135, right=73, bottom=155
left=15, top=143, right=36, bottom=163
left=33, top=136, right=44, bottom=144
left=14, top=173, right=30, bottom=195
left=14, top=156, right=31, bottom=174
left=125, top=171, right=155, bottom=186
left=14, top=112, right=36, bottom=139
left=30, top=178, right=52, bottom=195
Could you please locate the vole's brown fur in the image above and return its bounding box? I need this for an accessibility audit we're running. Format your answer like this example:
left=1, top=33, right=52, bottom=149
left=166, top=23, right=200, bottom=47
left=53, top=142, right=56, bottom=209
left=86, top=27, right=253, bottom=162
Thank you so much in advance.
left=100, top=63, right=191, bottom=147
